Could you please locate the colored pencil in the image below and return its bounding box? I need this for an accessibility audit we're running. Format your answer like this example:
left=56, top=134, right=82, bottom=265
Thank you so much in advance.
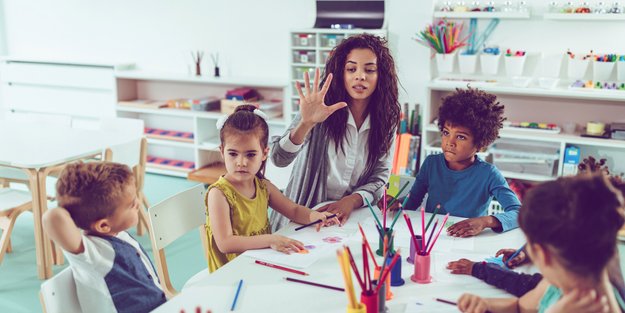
left=357, top=223, right=379, bottom=268
left=362, top=242, right=371, bottom=291
left=230, top=279, right=243, bottom=311
left=421, top=207, right=425, bottom=254
left=387, top=181, right=410, bottom=208
left=285, top=277, right=344, bottom=292
left=388, top=204, right=404, bottom=231
left=423, top=219, right=438, bottom=253
left=345, top=246, right=365, bottom=291
left=365, top=198, right=384, bottom=231
left=294, top=213, right=337, bottom=231
left=375, top=250, right=401, bottom=293
left=400, top=193, right=411, bottom=209
left=424, top=204, right=440, bottom=232
left=254, top=260, right=308, bottom=276
left=340, top=250, right=358, bottom=308
left=383, top=189, right=387, bottom=229
left=426, top=213, right=450, bottom=255
left=505, top=244, right=526, bottom=268
left=403, top=213, right=421, bottom=253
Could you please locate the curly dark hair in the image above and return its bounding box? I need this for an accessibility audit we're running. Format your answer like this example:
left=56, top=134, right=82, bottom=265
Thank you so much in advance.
left=519, top=174, right=625, bottom=277
left=321, top=33, right=400, bottom=173
left=438, top=87, right=505, bottom=149
left=220, top=104, right=269, bottom=179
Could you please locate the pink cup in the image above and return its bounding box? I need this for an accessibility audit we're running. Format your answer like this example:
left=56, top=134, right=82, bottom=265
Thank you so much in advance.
left=360, top=290, right=378, bottom=313
left=410, top=253, right=432, bottom=284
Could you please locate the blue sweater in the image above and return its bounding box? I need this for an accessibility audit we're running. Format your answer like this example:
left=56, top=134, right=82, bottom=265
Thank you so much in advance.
left=404, top=153, right=521, bottom=232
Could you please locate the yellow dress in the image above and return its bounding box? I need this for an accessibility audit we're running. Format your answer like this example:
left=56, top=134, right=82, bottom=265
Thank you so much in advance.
left=205, top=176, right=271, bottom=272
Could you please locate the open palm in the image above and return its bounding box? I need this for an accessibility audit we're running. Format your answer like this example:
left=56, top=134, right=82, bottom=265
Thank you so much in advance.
left=295, top=68, right=347, bottom=125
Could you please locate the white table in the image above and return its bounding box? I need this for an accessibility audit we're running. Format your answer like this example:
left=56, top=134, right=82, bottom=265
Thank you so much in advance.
left=0, top=121, right=135, bottom=279
left=154, top=208, right=527, bottom=313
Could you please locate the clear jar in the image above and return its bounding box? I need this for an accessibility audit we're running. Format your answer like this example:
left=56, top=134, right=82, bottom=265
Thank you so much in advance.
left=594, top=1, right=607, bottom=13
left=484, top=0, right=497, bottom=11
left=548, top=1, right=560, bottom=12
left=454, top=0, right=469, bottom=12
left=501, top=0, right=517, bottom=12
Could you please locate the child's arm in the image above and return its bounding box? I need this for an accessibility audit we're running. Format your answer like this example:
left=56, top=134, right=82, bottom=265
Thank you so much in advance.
left=488, top=170, right=522, bottom=232
left=448, top=259, right=542, bottom=297
left=266, top=181, right=339, bottom=230
left=42, top=207, right=84, bottom=254
left=207, top=187, right=304, bottom=254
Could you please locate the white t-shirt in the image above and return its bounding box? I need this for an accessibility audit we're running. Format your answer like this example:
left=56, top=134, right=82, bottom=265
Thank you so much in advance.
left=64, top=231, right=165, bottom=313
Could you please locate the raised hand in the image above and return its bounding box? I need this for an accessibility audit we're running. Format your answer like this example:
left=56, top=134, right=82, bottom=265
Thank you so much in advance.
left=295, top=68, right=347, bottom=126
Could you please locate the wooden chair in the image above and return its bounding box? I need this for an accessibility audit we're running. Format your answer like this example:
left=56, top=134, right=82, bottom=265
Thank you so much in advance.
left=40, top=267, right=81, bottom=313
left=147, top=184, right=207, bottom=297
left=0, top=186, right=32, bottom=265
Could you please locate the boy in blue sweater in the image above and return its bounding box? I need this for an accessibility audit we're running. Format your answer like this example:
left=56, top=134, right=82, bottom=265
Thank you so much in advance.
left=391, top=87, right=520, bottom=237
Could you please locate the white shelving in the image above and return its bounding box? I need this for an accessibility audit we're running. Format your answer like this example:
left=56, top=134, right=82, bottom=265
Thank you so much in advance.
left=543, top=13, right=625, bottom=21
left=289, top=28, right=387, bottom=117
left=422, top=10, right=625, bottom=182
left=433, top=11, right=531, bottom=19
left=114, top=70, right=290, bottom=178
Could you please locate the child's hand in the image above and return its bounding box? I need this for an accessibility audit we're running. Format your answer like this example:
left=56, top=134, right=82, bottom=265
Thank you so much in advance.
left=309, top=211, right=340, bottom=231
left=269, top=235, right=304, bottom=254
left=376, top=195, right=401, bottom=211
left=546, top=289, right=609, bottom=313
left=447, top=258, right=476, bottom=275
left=457, top=293, right=490, bottom=313
left=495, top=248, right=528, bottom=268
left=447, top=216, right=492, bottom=237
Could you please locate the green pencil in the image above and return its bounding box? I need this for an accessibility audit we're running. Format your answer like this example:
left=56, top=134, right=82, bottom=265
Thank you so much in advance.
left=424, top=204, right=440, bottom=232
left=365, top=198, right=383, bottom=231
left=387, top=181, right=410, bottom=208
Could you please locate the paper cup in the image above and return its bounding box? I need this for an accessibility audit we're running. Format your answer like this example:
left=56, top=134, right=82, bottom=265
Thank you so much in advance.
left=593, top=61, right=616, bottom=82
left=505, top=55, right=527, bottom=77
left=480, top=54, right=501, bottom=75
left=567, top=58, right=590, bottom=80
left=436, top=53, right=456, bottom=74
left=458, top=54, right=478, bottom=74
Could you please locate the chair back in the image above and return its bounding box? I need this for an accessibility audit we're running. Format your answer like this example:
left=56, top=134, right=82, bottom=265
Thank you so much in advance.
left=40, top=268, right=81, bottom=313
left=148, top=184, right=205, bottom=296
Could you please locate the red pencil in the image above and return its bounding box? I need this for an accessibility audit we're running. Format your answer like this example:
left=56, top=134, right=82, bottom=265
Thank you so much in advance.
left=254, top=260, right=308, bottom=276
left=357, top=223, right=379, bottom=268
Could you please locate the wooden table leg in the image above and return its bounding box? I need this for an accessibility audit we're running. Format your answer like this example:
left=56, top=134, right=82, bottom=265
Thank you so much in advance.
left=28, top=169, right=53, bottom=279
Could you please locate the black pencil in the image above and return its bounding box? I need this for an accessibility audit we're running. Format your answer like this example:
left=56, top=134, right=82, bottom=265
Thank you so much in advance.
left=294, top=214, right=337, bottom=231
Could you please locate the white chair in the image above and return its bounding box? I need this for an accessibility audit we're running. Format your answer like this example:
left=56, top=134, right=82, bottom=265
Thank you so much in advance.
left=148, top=184, right=207, bottom=297
left=39, top=267, right=81, bottom=313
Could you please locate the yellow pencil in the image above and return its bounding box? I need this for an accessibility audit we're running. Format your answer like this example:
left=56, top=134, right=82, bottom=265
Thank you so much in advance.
left=343, top=249, right=358, bottom=307
left=337, top=250, right=356, bottom=309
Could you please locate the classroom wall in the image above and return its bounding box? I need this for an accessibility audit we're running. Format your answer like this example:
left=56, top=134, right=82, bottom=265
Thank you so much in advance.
left=1, top=0, right=624, bottom=112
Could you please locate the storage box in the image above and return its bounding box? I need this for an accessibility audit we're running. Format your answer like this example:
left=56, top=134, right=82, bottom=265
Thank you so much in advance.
left=490, top=139, right=560, bottom=177
left=292, top=33, right=316, bottom=47
left=562, top=145, right=580, bottom=176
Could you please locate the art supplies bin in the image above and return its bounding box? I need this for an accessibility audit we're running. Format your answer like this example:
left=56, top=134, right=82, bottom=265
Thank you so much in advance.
left=593, top=60, right=616, bottom=82
left=567, top=58, right=590, bottom=80
left=490, top=139, right=560, bottom=177
left=293, top=67, right=315, bottom=80
left=435, top=53, right=456, bottom=74
left=618, top=61, right=625, bottom=82
left=504, top=55, right=527, bottom=77
left=320, top=34, right=345, bottom=48
left=458, top=53, right=478, bottom=75
left=322, top=51, right=332, bottom=64
left=292, top=50, right=316, bottom=64
left=480, top=54, right=501, bottom=75
left=292, top=33, right=316, bottom=47
left=540, top=53, right=564, bottom=78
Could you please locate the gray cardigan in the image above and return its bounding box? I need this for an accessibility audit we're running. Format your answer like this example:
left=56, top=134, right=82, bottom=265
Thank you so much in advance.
left=268, top=114, right=391, bottom=231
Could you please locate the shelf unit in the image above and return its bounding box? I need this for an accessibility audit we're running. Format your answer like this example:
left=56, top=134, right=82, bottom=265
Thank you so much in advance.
left=423, top=10, right=625, bottom=182
left=543, top=13, right=625, bottom=21
left=114, top=70, right=291, bottom=181
left=433, top=12, right=531, bottom=19
left=289, top=28, right=387, bottom=117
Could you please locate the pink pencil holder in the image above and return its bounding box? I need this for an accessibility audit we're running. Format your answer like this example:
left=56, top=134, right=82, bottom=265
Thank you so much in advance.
left=360, top=290, right=378, bottom=313
left=410, top=253, right=432, bottom=284
left=406, top=235, right=423, bottom=264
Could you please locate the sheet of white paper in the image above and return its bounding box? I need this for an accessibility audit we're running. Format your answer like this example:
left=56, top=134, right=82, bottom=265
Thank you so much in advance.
left=242, top=229, right=349, bottom=269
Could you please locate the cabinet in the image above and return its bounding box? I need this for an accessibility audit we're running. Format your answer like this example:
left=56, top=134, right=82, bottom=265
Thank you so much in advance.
left=422, top=10, right=625, bottom=182
left=114, top=70, right=292, bottom=188
left=289, top=28, right=387, bottom=117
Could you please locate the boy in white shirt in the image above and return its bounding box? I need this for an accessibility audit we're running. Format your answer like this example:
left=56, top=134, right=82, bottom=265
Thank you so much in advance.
left=43, top=162, right=166, bottom=313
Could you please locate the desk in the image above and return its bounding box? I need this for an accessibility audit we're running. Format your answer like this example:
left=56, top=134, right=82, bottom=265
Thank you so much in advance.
left=0, top=122, right=135, bottom=279
left=154, top=208, right=527, bottom=313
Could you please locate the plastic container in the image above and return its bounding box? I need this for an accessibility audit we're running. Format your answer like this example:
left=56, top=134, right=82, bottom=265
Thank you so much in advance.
left=538, top=77, right=559, bottom=89
left=435, top=52, right=456, bottom=74
left=360, top=291, right=378, bottom=313
left=388, top=252, right=405, bottom=286
left=511, top=76, right=532, bottom=88
left=567, top=58, right=590, bottom=80
left=490, top=139, right=560, bottom=177
left=292, top=33, right=316, bottom=47
left=371, top=281, right=388, bottom=313
left=593, top=60, right=616, bottom=82
left=480, top=54, right=501, bottom=75
left=458, top=53, right=478, bottom=74
left=411, top=253, right=432, bottom=284
left=292, top=50, right=316, bottom=64
left=504, top=55, right=527, bottom=77
left=540, top=53, right=564, bottom=78
left=320, top=34, right=345, bottom=47
left=293, top=67, right=315, bottom=80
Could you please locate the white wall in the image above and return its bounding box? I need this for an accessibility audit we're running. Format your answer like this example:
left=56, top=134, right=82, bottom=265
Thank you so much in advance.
left=1, top=0, right=625, bottom=107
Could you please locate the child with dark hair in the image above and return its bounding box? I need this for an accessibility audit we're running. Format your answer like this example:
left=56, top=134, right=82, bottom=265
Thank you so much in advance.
left=456, top=174, right=625, bottom=313
left=397, top=87, right=521, bottom=236
left=42, top=162, right=166, bottom=313
left=205, top=105, right=339, bottom=272
left=270, top=33, right=400, bottom=230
